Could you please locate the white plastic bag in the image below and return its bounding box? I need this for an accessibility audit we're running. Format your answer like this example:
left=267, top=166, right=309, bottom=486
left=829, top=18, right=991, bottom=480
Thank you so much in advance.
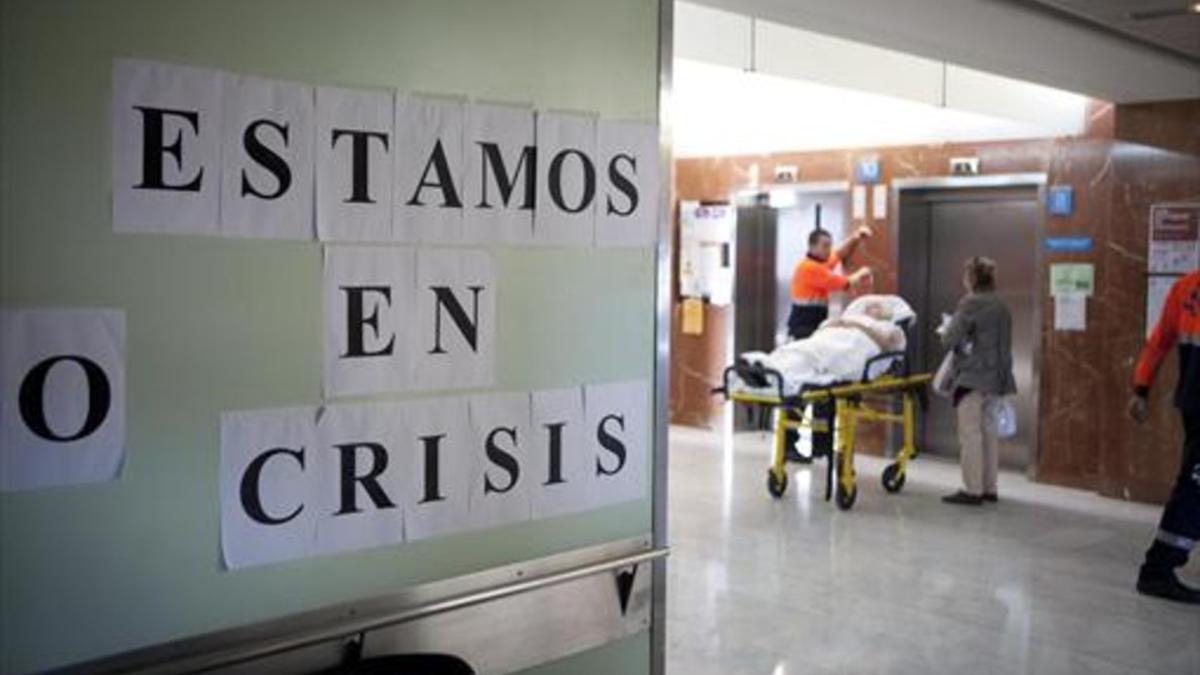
left=932, top=351, right=955, bottom=397
left=987, top=397, right=1018, bottom=439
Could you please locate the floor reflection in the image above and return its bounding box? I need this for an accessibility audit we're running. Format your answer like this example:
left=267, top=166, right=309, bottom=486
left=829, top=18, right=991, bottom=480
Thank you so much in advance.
left=666, top=426, right=1200, bottom=675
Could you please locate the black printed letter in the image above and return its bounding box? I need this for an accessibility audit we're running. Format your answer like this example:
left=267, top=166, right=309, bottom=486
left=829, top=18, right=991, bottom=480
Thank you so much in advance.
left=484, top=427, right=520, bottom=494
left=476, top=143, right=536, bottom=210
left=334, top=442, right=396, bottom=515
left=133, top=106, right=203, bottom=192
left=548, top=149, right=597, bottom=214
left=429, top=286, right=483, bottom=354
left=241, top=119, right=292, bottom=200
left=18, top=356, right=112, bottom=442
left=596, top=413, right=627, bottom=476
left=407, top=140, right=462, bottom=208
left=420, top=433, right=447, bottom=503
left=341, top=286, right=395, bottom=358
left=331, top=129, right=389, bottom=203
left=606, top=154, right=639, bottom=216
left=240, top=447, right=305, bottom=525
left=543, top=422, right=567, bottom=485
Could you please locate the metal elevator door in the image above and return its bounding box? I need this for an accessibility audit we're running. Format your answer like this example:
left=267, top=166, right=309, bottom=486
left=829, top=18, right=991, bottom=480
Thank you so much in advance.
left=898, top=187, right=1040, bottom=469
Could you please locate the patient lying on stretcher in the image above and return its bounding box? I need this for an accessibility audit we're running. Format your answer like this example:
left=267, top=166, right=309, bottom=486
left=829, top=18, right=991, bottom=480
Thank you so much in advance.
left=740, top=296, right=914, bottom=393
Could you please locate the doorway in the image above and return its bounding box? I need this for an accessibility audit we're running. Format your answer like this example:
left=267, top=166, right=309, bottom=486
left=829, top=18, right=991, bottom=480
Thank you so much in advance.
left=730, top=186, right=848, bottom=431
left=896, top=179, right=1043, bottom=469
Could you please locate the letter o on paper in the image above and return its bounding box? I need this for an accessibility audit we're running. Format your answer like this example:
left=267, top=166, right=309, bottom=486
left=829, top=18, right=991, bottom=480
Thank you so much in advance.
left=17, top=355, right=112, bottom=442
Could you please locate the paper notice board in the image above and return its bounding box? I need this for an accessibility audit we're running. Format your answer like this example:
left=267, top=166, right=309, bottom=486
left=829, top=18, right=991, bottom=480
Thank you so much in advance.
left=1149, top=203, right=1200, bottom=274
left=1146, top=203, right=1199, bottom=335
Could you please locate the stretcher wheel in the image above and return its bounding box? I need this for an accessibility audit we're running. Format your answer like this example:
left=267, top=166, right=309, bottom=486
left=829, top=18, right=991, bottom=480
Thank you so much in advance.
left=766, top=469, right=788, bottom=498
left=881, top=463, right=906, bottom=493
left=835, top=483, right=857, bottom=510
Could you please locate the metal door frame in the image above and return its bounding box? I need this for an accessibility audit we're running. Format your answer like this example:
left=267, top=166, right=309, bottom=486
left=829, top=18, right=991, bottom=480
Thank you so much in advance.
left=652, top=0, right=672, bottom=672
left=891, top=173, right=1047, bottom=476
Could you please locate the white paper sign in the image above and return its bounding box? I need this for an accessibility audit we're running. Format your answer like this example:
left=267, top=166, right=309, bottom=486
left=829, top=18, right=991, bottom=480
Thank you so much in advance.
left=220, top=75, right=315, bottom=239
left=535, top=112, right=596, bottom=247
left=468, top=392, right=532, bottom=530
left=1054, top=293, right=1087, bottom=332
left=1, top=310, right=126, bottom=492
left=413, top=248, right=496, bottom=390
left=530, top=388, right=589, bottom=518
left=401, top=397, right=472, bottom=541
left=394, top=95, right=466, bottom=244
left=112, top=59, right=222, bottom=235
left=872, top=184, right=888, bottom=221
left=323, top=246, right=415, bottom=397
left=584, top=380, right=649, bottom=507
left=596, top=121, right=658, bottom=248
left=314, top=402, right=406, bottom=556
left=316, top=86, right=394, bottom=242
left=465, top=103, right=535, bottom=244
left=220, top=406, right=316, bottom=569
left=852, top=185, right=867, bottom=220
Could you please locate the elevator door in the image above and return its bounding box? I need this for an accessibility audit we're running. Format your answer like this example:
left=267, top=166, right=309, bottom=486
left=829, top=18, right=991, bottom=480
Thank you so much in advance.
left=898, top=187, right=1039, bottom=469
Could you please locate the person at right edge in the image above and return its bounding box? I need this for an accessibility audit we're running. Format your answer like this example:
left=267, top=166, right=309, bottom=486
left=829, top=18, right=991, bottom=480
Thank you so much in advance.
left=1128, top=268, right=1200, bottom=605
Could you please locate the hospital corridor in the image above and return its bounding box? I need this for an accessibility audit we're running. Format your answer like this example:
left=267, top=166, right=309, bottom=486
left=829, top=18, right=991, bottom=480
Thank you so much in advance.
left=2, top=1, right=1199, bottom=674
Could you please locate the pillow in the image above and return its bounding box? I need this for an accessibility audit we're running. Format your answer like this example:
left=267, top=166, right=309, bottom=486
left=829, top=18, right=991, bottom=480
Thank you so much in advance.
left=842, top=295, right=916, bottom=325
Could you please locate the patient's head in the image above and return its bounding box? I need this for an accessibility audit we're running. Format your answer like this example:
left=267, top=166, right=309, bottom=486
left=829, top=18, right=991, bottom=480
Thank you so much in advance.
left=861, top=301, right=893, bottom=322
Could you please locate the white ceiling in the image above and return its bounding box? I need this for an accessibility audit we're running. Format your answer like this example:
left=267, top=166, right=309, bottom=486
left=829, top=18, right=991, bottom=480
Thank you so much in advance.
left=681, top=0, right=1200, bottom=103
left=673, top=59, right=1089, bottom=157
left=1027, top=0, right=1200, bottom=61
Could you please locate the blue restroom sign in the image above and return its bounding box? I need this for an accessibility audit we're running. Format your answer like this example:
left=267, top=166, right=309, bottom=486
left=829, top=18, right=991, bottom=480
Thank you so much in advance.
left=854, top=158, right=881, bottom=184
left=1046, top=185, right=1074, bottom=216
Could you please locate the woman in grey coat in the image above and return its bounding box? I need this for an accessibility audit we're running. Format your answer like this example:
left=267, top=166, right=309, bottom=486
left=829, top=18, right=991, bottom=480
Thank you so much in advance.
left=939, top=257, right=1017, bottom=506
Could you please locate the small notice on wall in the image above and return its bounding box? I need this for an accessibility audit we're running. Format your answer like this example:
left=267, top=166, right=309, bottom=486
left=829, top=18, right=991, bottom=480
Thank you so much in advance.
left=681, top=297, right=704, bottom=335
left=1054, top=294, right=1087, bottom=332
left=1050, top=263, right=1092, bottom=332
left=1148, top=203, right=1200, bottom=274
left=1049, top=263, right=1094, bottom=296
left=679, top=202, right=734, bottom=305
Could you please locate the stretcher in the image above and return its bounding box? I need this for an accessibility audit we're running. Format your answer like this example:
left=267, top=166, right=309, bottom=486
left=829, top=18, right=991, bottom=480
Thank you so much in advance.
left=714, top=352, right=932, bottom=510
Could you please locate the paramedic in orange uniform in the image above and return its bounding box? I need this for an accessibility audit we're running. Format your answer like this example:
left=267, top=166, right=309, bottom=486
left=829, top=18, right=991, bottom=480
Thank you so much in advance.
left=1128, top=269, right=1200, bottom=604
left=783, top=226, right=873, bottom=462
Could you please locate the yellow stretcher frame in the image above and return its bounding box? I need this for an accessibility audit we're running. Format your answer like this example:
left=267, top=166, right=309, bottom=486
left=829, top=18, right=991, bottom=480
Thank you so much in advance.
left=725, top=372, right=932, bottom=510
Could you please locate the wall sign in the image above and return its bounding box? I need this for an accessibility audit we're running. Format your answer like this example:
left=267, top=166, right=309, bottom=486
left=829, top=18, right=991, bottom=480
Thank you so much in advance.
left=853, top=158, right=880, bottom=184
left=1148, top=203, right=1200, bottom=274
left=1, top=310, right=126, bottom=492
left=8, top=57, right=659, bottom=567
left=1046, top=185, right=1074, bottom=217
left=220, top=380, right=649, bottom=569
left=111, top=59, right=658, bottom=248
left=1044, top=235, right=1092, bottom=253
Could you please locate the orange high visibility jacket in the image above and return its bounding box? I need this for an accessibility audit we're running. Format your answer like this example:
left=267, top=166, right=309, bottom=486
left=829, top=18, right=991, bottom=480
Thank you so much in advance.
left=790, top=252, right=848, bottom=305
left=1134, top=270, right=1200, bottom=414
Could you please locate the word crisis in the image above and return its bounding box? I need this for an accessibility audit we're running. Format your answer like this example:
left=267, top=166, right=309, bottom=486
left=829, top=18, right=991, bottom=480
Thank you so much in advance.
left=220, top=381, right=648, bottom=569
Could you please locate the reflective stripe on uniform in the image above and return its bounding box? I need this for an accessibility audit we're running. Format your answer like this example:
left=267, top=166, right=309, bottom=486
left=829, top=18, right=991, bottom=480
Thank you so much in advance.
left=1156, top=529, right=1197, bottom=551
left=792, top=299, right=829, bottom=308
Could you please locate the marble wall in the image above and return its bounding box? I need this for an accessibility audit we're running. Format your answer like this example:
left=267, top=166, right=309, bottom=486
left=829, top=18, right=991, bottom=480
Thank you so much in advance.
left=671, top=100, right=1200, bottom=503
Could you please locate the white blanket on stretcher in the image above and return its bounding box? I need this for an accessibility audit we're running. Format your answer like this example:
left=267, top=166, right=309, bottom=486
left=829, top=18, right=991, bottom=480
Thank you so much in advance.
left=739, top=295, right=915, bottom=393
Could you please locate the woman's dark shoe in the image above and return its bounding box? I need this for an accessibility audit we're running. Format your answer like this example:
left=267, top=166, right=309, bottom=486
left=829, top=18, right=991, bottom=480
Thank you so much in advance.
left=982, top=493, right=998, bottom=503
left=941, top=491, right=984, bottom=506
left=1137, top=569, right=1200, bottom=605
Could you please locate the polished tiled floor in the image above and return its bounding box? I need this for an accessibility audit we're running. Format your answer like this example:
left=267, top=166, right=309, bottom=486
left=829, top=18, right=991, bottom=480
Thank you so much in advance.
left=666, top=426, right=1200, bottom=675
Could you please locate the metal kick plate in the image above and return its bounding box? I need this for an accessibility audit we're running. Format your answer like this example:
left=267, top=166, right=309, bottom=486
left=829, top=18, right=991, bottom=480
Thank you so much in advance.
left=215, top=561, right=652, bottom=675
